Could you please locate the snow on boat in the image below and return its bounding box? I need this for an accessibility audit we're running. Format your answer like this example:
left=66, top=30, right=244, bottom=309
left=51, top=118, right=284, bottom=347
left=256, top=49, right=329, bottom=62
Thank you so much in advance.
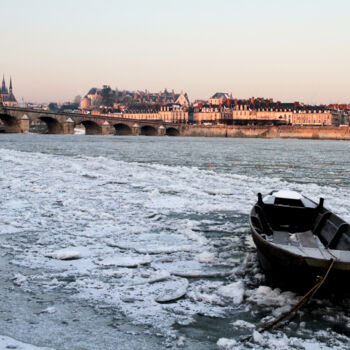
left=249, top=190, right=350, bottom=294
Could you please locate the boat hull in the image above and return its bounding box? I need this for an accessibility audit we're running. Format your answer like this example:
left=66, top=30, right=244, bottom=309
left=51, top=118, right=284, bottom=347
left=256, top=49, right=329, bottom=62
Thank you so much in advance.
left=250, top=219, right=350, bottom=295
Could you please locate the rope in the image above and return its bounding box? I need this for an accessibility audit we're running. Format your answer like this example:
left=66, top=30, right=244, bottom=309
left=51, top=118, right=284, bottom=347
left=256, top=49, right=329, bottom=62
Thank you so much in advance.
left=241, top=258, right=337, bottom=342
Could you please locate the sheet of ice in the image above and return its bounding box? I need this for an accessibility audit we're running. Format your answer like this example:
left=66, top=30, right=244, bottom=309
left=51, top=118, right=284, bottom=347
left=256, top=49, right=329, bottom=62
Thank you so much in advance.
left=0, top=335, right=54, bottom=350
left=1, top=146, right=350, bottom=349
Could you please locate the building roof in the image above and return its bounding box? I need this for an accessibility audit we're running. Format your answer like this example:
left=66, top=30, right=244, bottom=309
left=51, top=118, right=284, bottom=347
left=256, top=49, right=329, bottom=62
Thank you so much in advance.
left=210, top=92, right=229, bottom=99
left=4, top=91, right=17, bottom=102
left=87, top=87, right=99, bottom=95
left=1, top=75, right=8, bottom=95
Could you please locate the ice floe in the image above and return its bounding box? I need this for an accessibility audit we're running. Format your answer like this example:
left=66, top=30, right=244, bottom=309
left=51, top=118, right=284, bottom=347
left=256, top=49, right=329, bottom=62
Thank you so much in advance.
left=45, top=249, right=82, bottom=260
left=0, top=335, right=54, bottom=350
left=195, top=251, right=215, bottom=263
left=99, top=255, right=152, bottom=267
left=155, top=278, right=189, bottom=303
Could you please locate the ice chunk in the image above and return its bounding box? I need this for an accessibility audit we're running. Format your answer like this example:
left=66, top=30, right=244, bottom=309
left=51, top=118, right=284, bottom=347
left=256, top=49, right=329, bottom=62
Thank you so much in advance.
left=0, top=335, right=54, bottom=349
left=13, top=273, right=27, bottom=286
left=216, top=338, right=237, bottom=349
left=133, top=270, right=171, bottom=285
left=173, top=270, right=232, bottom=278
left=46, top=249, right=82, bottom=260
left=247, top=286, right=297, bottom=307
left=232, top=319, right=255, bottom=328
left=155, top=278, right=189, bottom=303
left=217, top=281, right=245, bottom=304
left=195, top=251, right=215, bottom=263
left=100, top=255, right=152, bottom=267
left=40, top=306, right=56, bottom=314
left=147, top=270, right=171, bottom=283
left=252, top=330, right=265, bottom=345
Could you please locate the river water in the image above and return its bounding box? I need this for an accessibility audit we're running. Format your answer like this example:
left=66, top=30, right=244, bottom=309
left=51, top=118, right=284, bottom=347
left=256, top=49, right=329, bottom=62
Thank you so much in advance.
left=1, top=134, right=350, bottom=350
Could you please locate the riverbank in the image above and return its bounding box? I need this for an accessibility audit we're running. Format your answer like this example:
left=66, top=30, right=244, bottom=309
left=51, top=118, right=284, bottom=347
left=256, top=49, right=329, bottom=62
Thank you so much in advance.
left=183, top=125, right=350, bottom=140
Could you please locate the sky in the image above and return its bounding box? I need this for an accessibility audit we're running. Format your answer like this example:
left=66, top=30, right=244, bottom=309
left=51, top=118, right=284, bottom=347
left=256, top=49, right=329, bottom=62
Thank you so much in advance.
left=1, top=0, right=350, bottom=104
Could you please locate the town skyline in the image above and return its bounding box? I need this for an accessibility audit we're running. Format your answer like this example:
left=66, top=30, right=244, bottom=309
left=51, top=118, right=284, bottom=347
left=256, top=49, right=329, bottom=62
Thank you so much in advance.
left=2, top=75, right=350, bottom=107
left=1, top=0, right=350, bottom=104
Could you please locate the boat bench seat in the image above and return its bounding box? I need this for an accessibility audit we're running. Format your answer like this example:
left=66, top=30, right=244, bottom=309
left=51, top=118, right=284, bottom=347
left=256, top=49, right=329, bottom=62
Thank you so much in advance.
left=273, top=230, right=319, bottom=248
left=273, top=231, right=292, bottom=245
left=296, top=230, right=319, bottom=248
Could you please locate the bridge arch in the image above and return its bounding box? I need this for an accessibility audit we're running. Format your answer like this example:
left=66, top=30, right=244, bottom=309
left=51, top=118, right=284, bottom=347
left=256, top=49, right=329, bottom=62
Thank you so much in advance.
left=0, top=113, right=21, bottom=133
left=30, top=118, right=48, bottom=133
left=79, top=120, right=102, bottom=135
left=113, top=123, right=132, bottom=136
left=166, top=127, right=180, bottom=136
left=140, top=125, right=157, bottom=136
left=39, top=116, right=63, bottom=134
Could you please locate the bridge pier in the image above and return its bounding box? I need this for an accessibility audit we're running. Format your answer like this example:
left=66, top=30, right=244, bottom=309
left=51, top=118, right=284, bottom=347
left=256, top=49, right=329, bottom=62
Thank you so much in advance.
left=63, top=118, right=74, bottom=134
left=158, top=125, right=166, bottom=136
left=102, top=121, right=111, bottom=135
left=20, top=115, right=30, bottom=133
left=132, top=123, right=140, bottom=136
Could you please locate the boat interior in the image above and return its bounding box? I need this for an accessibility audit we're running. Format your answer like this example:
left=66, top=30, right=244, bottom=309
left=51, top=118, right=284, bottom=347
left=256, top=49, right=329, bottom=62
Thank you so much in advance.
left=251, top=192, right=350, bottom=251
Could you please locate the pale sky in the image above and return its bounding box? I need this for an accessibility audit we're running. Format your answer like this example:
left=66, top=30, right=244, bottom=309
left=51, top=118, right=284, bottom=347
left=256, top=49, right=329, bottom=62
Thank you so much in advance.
left=1, top=0, right=350, bottom=104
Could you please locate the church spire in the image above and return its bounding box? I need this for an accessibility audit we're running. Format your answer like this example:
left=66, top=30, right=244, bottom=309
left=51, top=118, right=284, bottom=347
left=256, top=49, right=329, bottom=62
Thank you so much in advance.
left=2, top=75, right=5, bottom=91
left=1, top=74, right=8, bottom=95
left=9, top=77, right=12, bottom=92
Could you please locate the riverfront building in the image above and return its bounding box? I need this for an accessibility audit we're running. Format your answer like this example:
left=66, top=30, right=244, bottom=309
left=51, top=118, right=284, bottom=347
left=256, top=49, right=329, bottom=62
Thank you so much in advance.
left=193, top=105, right=231, bottom=124
left=79, top=86, right=347, bottom=127
left=80, top=86, right=190, bottom=110
left=123, top=104, right=189, bottom=123
left=208, top=92, right=231, bottom=106
left=194, top=96, right=339, bottom=126
left=80, top=85, right=191, bottom=123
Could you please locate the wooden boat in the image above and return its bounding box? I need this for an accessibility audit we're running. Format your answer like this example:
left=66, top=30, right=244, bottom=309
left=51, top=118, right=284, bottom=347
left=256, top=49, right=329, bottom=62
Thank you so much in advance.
left=249, top=190, right=350, bottom=294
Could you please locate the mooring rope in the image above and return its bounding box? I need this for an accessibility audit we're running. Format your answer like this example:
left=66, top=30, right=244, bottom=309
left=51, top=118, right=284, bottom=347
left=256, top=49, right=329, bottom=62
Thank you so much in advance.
left=241, top=258, right=337, bottom=342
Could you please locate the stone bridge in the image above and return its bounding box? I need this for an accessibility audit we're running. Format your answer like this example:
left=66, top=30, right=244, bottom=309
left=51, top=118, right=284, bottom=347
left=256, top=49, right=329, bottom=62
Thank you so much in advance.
left=0, top=105, right=185, bottom=136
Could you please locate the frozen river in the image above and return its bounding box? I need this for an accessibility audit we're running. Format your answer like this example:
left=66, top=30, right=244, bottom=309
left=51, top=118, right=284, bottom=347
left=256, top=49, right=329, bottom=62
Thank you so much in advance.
left=1, top=134, right=350, bottom=350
